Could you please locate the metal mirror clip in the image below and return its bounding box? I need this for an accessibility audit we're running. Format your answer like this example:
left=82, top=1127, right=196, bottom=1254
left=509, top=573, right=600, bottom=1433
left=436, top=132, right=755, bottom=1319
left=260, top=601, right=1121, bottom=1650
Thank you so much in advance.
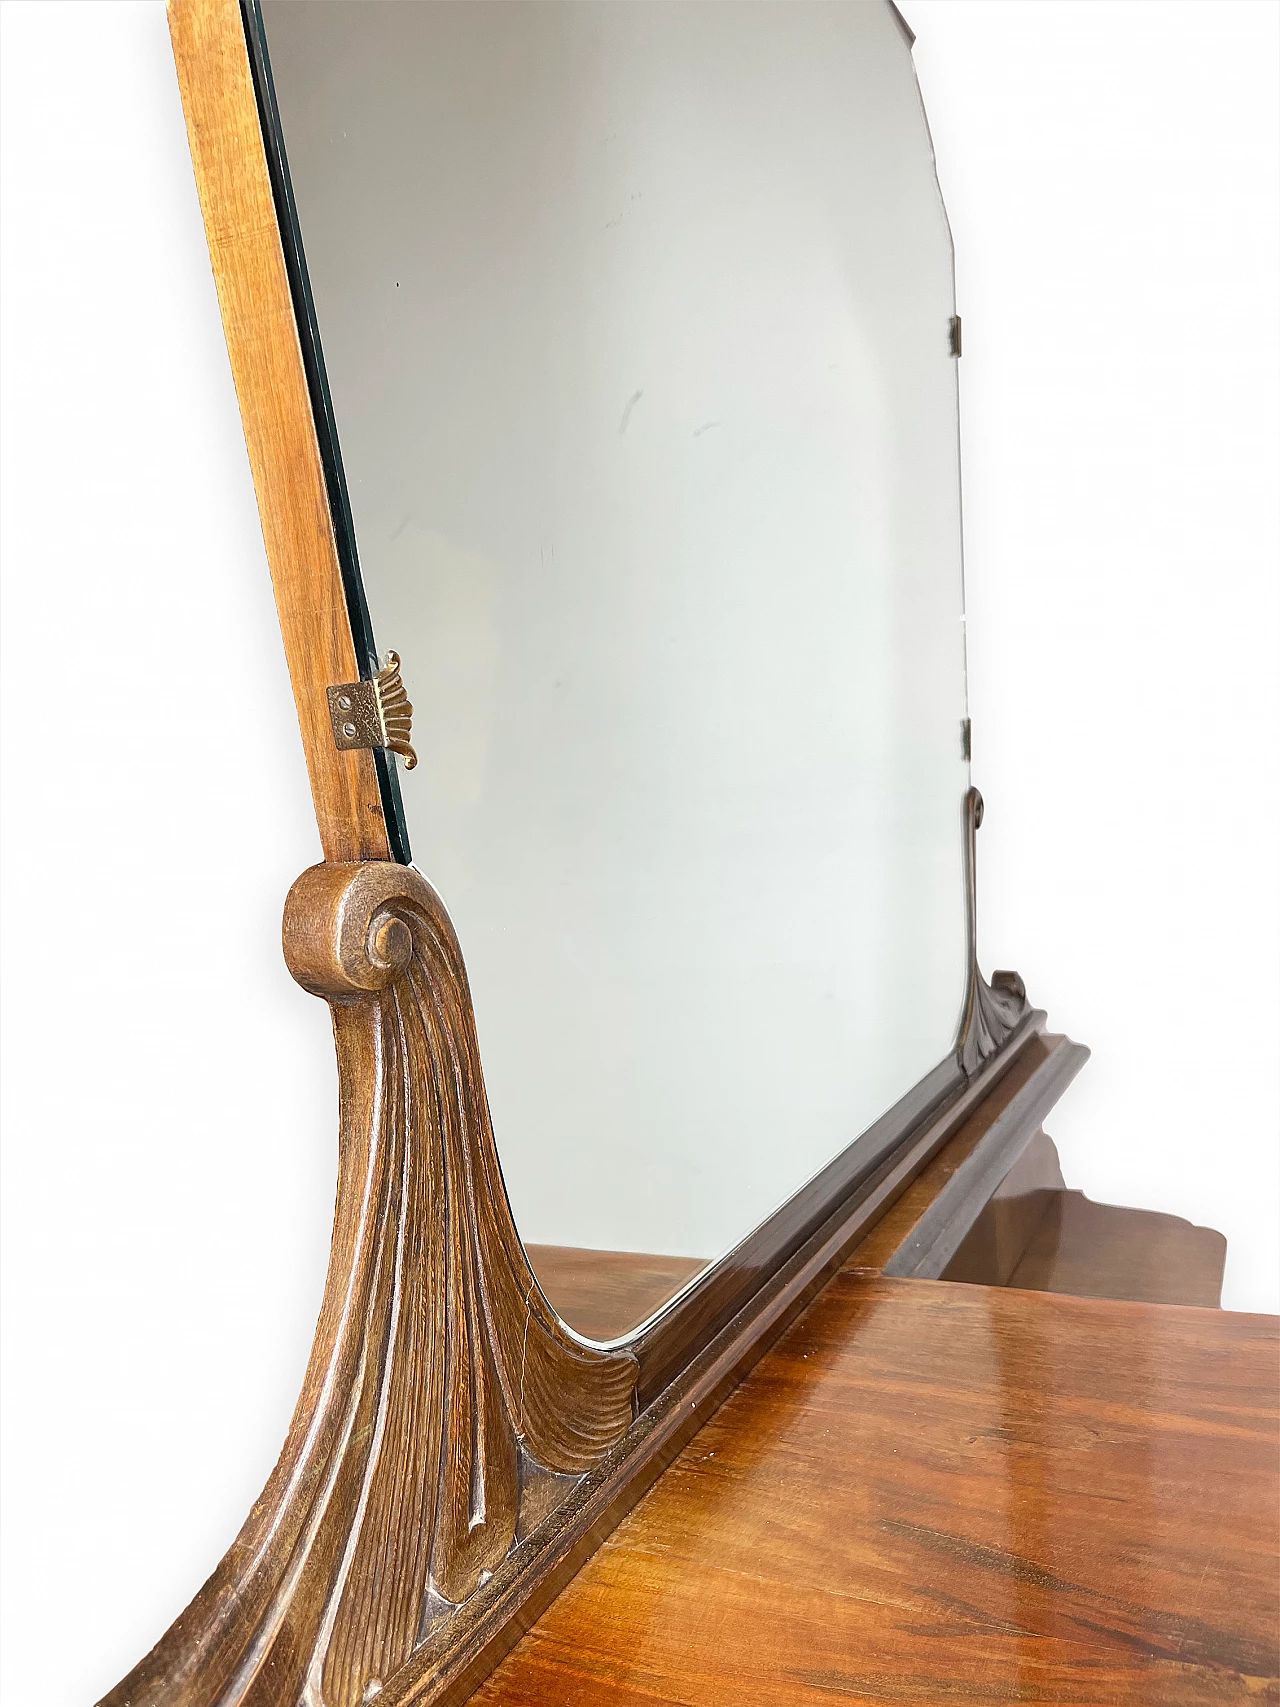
left=328, top=650, right=417, bottom=769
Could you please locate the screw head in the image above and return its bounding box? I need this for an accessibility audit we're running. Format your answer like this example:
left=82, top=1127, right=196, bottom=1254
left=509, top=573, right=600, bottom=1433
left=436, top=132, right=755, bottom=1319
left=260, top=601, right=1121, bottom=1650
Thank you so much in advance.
left=342, top=722, right=358, bottom=739
left=336, top=693, right=353, bottom=711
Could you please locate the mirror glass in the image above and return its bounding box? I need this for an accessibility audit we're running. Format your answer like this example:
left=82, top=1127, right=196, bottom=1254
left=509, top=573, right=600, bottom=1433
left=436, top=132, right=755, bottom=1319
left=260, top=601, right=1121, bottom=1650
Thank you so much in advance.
left=257, top=0, right=970, bottom=1338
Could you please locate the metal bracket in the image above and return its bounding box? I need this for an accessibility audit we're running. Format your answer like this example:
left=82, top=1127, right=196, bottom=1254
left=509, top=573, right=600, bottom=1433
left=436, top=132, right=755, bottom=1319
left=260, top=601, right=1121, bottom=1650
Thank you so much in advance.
left=328, top=651, right=417, bottom=770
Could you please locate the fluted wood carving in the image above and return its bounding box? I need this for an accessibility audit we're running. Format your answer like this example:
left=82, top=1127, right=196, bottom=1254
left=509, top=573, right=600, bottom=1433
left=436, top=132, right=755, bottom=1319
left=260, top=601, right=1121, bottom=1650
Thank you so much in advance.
left=957, top=786, right=1031, bottom=1076
left=102, top=862, right=637, bottom=1707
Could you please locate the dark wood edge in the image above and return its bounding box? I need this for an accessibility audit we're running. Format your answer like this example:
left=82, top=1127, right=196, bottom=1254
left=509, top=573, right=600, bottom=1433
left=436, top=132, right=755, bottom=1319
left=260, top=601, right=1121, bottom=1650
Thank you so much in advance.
left=883, top=1039, right=1090, bottom=1279
left=381, top=1010, right=1079, bottom=1706
left=97, top=863, right=642, bottom=1707
left=631, top=1014, right=1042, bottom=1404
left=160, top=6, right=1074, bottom=1700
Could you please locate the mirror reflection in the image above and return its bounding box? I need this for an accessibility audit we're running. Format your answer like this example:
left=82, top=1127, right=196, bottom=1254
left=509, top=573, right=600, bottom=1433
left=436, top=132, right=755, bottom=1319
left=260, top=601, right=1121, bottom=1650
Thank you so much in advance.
left=258, top=0, right=970, bottom=1338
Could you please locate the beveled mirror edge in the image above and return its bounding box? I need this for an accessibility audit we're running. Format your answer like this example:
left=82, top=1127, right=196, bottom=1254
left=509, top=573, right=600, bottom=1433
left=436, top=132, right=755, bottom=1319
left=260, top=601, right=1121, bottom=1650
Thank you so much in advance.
left=123, top=2, right=1082, bottom=1703
left=239, top=0, right=412, bottom=864
left=381, top=1020, right=1087, bottom=1707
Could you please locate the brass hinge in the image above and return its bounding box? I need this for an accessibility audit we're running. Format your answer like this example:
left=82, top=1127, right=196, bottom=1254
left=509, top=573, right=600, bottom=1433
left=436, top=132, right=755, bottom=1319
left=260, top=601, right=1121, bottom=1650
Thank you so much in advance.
left=328, top=651, right=417, bottom=770
left=949, top=315, right=962, bottom=358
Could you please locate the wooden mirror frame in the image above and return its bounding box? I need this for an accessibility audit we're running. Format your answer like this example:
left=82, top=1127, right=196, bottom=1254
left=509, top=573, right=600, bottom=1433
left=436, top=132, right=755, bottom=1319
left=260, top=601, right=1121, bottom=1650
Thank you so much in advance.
left=102, top=4, right=1086, bottom=1703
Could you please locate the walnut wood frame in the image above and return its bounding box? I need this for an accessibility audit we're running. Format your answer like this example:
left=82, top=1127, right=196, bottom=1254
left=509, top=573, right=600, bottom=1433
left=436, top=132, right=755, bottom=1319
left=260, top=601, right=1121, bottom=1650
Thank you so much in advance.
left=102, top=3, right=1072, bottom=1703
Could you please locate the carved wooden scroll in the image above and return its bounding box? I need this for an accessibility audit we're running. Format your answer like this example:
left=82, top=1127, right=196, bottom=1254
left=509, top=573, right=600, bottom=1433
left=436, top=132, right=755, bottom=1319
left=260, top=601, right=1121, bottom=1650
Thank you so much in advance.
left=957, top=786, right=1031, bottom=1076
left=102, top=863, right=636, bottom=1707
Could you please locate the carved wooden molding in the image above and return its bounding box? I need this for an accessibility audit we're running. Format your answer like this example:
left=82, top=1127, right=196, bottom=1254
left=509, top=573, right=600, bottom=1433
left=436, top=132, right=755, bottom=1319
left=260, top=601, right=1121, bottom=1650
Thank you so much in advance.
left=102, top=862, right=636, bottom=1707
left=957, top=786, right=1031, bottom=1077
left=118, top=8, right=1061, bottom=1697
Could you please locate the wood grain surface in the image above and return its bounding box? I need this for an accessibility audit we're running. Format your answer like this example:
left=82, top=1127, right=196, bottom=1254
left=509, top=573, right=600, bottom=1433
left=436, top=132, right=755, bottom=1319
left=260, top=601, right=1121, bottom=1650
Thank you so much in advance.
left=860, top=1114, right=1227, bottom=1311
left=1004, top=1191, right=1228, bottom=1308
left=101, top=864, right=637, bottom=1707
left=378, top=1028, right=1091, bottom=1707
left=169, top=0, right=388, bottom=860
left=526, top=1247, right=709, bottom=1342
left=139, top=10, right=1247, bottom=1707
left=474, top=1277, right=1280, bottom=1707
left=847, top=1037, right=1064, bottom=1275
left=938, top=1127, right=1068, bottom=1286
left=631, top=1020, right=1061, bottom=1409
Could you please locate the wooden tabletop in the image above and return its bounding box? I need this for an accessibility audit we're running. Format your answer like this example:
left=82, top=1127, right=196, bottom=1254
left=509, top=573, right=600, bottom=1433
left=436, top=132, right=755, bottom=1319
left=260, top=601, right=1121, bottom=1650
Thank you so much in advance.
left=474, top=1276, right=1279, bottom=1706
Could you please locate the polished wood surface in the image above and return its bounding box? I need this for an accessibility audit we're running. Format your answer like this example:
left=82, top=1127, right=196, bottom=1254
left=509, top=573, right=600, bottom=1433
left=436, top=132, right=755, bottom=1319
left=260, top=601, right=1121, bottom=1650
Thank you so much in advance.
left=128, top=9, right=1155, bottom=1705
left=864, top=1116, right=1228, bottom=1310
left=102, top=864, right=637, bottom=1707
left=526, top=1247, right=709, bottom=1342
left=935, top=1127, right=1228, bottom=1306
left=96, top=952, right=1068, bottom=1706
left=384, top=1024, right=1087, bottom=1707
left=475, top=1277, right=1280, bottom=1706
left=632, top=1018, right=1070, bottom=1407
left=939, top=1126, right=1068, bottom=1284
left=168, top=0, right=388, bottom=860
left=882, top=1046, right=1090, bottom=1285
left=155, top=14, right=1074, bottom=1696
left=1005, top=1190, right=1228, bottom=1308
left=850, top=1042, right=1065, bottom=1275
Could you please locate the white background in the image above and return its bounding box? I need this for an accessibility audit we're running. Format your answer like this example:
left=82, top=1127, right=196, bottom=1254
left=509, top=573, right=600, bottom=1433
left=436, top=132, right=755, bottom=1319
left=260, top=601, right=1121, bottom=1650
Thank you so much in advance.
left=1, top=3, right=1276, bottom=1702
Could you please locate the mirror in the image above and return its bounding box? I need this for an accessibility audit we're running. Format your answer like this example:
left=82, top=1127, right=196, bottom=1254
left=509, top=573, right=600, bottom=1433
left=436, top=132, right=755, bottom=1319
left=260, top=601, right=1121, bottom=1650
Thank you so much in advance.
left=255, top=0, right=970, bottom=1338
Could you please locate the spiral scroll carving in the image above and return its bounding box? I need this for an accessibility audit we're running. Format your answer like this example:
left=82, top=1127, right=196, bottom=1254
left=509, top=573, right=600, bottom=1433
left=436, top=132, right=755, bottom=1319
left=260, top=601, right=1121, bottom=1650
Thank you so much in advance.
left=101, top=863, right=637, bottom=1707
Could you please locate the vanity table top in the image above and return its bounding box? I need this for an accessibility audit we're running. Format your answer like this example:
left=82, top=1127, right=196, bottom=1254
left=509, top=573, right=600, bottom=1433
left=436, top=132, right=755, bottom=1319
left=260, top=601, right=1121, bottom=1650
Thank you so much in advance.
left=474, top=1273, right=1279, bottom=1706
